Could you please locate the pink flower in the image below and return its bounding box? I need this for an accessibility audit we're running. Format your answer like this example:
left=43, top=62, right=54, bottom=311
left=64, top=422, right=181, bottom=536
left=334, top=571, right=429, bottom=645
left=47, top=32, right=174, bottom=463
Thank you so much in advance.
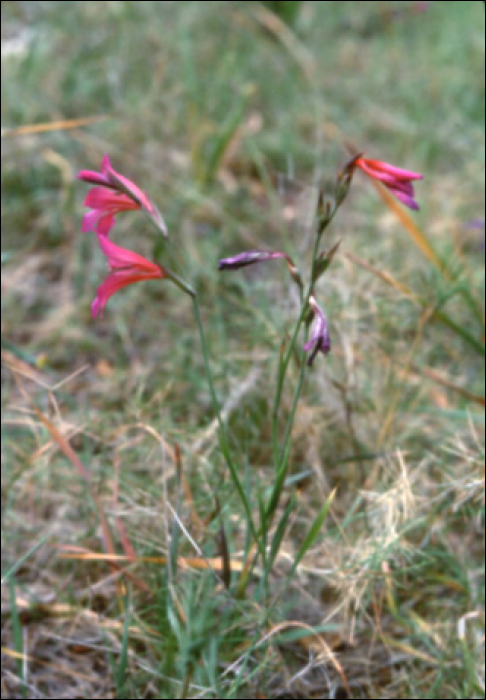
left=78, top=154, right=167, bottom=236
left=80, top=187, right=140, bottom=236
left=91, top=234, right=167, bottom=318
left=355, top=156, right=423, bottom=210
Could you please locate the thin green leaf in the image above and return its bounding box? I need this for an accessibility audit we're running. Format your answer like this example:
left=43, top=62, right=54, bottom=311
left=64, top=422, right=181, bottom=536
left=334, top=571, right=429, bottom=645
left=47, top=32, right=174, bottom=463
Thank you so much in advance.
left=2, top=535, right=50, bottom=585
left=431, top=408, right=485, bottom=423
left=192, top=296, right=260, bottom=551
left=9, top=579, right=26, bottom=698
left=263, top=469, right=313, bottom=497
left=287, top=488, right=337, bottom=580
left=257, top=488, right=268, bottom=571
left=217, top=498, right=232, bottom=590
left=340, top=494, right=365, bottom=531
left=203, top=96, right=247, bottom=185
left=268, top=496, right=295, bottom=571
left=266, top=439, right=292, bottom=522
left=260, top=622, right=342, bottom=647
left=114, top=592, right=132, bottom=696
left=1, top=338, right=39, bottom=366
left=432, top=308, right=485, bottom=355
left=169, top=444, right=183, bottom=578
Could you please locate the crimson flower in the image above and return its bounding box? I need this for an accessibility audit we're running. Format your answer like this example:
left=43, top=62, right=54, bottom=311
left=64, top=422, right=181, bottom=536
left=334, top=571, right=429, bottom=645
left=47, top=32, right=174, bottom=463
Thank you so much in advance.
left=78, top=154, right=167, bottom=236
left=80, top=187, right=140, bottom=236
left=303, top=296, right=331, bottom=366
left=354, top=156, right=423, bottom=210
left=91, top=234, right=167, bottom=318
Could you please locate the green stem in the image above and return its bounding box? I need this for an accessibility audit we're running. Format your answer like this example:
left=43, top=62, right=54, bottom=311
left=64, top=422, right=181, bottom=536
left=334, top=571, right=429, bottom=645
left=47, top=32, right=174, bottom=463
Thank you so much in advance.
left=269, top=200, right=341, bottom=521
left=166, top=269, right=196, bottom=297
left=192, top=295, right=223, bottom=423
left=179, top=667, right=193, bottom=700
left=271, top=303, right=307, bottom=465
left=271, top=213, right=324, bottom=465
left=239, top=200, right=343, bottom=595
left=191, top=295, right=262, bottom=555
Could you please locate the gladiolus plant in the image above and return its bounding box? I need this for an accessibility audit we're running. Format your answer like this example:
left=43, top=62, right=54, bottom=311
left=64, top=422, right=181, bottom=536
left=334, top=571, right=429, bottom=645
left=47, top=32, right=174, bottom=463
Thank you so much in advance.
left=77, top=149, right=423, bottom=600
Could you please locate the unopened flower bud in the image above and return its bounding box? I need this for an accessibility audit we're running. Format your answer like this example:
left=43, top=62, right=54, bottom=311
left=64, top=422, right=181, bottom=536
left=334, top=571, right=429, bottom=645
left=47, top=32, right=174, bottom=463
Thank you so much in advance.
left=303, top=295, right=331, bottom=366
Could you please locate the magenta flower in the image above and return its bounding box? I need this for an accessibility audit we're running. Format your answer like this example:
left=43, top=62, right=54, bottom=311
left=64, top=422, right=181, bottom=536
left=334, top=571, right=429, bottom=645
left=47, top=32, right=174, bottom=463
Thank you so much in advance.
left=355, top=156, right=423, bottom=210
left=80, top=188, right=140, bottom=236
left=78, top=154, right=167, bottom=236
left=91, top=234, right=168, bottom=319
left=303, top=296, right=331, bottom=366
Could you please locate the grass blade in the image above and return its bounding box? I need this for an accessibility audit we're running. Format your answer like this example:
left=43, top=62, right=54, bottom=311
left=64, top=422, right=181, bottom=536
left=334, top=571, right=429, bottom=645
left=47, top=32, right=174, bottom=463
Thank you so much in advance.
left=2, top=535, right=49, bottom=586
left=216, top=497, right=232, bottom=590
left=202, top=95, right=247, bottom=186
left=115, top=593, right=132, bottom=697
left=8, top=580, right=26, bottom=698
left=268, top=496, right=295, bottom=571
left=169, top=444, right=183, bottom=578
left=372, top=179, right=444, bottom=270
left=287, top=488, right=337, bottom=581
left=345, top=251, right=485, bottom=356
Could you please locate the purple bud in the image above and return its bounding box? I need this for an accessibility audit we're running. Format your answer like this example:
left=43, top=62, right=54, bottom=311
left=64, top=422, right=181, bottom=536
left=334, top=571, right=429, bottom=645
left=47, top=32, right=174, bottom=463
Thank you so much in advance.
left=218, top=249, right=304, bottom=292
left=303, top=296, right=331, bottom=366
left=218, top=250, right=288, bottom=270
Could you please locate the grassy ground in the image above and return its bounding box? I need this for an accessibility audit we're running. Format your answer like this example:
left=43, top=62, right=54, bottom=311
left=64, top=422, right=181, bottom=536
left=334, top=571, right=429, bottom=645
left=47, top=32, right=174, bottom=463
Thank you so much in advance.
left=1, top=1, right=485, bottom=698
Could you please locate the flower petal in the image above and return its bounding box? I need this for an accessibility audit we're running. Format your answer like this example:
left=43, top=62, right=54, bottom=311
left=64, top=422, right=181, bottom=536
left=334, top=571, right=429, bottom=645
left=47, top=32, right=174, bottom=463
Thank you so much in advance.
left=77, top=170, right=109, bottom=186
left=84, top=188, right=136, bottom=211
left=96, top=233, right=165, bottom=271
left=355, top=156, right=423, bottom=211
left=78, top=155, right=168, bottom=236
left=106, top=169, right=153, bottom=211
left=81, top=209, right=116, bottom=235
left=78, top=154, right=115, bottom=188
left=388, top=187, right=420, bottom=210
left=91, top=268, right=163, bottom=318
left=91, top=234, right=167, bottom=317
left=358, top=158, right=423, bottom=181
left=100, top=153, right=112, bottom=173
